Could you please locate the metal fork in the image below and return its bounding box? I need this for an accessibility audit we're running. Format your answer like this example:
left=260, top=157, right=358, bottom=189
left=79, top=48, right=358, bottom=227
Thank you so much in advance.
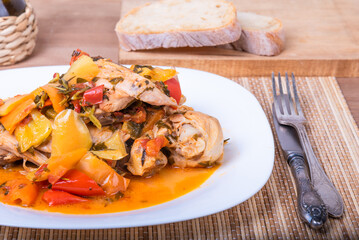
left=272, top=72, right=344, bottom=218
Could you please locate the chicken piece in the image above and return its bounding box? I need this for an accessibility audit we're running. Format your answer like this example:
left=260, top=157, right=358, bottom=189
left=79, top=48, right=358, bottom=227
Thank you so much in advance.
left=164, top=111, right=224, bottom=168
left=0, top=149, right=21, bottom=165
left=95, top=59, right=177, bottom=113
left=127, top=137, right=167, bottom=176
left=0, top=128, right=48, bottom=166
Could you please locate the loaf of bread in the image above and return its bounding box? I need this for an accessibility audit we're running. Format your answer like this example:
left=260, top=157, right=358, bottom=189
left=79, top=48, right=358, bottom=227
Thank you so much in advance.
left=232, top=12, right=285, bottom=56
left=116, top=0, right=241, bottom=51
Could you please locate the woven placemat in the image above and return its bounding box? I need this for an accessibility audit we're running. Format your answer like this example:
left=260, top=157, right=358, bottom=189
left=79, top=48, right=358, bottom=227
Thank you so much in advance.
left=0, top=76, right=358, bottom=239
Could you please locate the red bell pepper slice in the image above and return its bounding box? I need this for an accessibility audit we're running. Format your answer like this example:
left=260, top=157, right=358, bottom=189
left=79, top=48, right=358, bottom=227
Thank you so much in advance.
left=72, top=100, right=81, bottom=113
left=164, top=78, right=181, bottom=104
left=70, top=49, right=90, bottom=65
left=52, top=169, right=105, bottom=196
left=42, top=189, right=88, bottom=206
left=82, top=85, right=104, bottom=106
left=146, top=135, right=169, bottom=157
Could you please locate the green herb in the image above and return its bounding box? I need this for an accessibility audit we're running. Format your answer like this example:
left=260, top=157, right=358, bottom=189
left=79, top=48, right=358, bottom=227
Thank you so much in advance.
left=143, top=75, right=152, bottom=80
left=76, top=78, right=88, bottom=83
left=104, top=191, right=124, bottom=206
left=126, top=121, right=143, bottom=139
left=92, top=142, right=107, bottom=151
left=70, top=86, right=90, bottom=100
left=79, top=106, right=102, bottom=129
left=141, top=149, right=146, bottom=166
left=0, top=182, right=7, bottom=188
left=132, top=65, right=153, bottom=74
left=44, top=108, right=57, bottom=119
left=109, top=77, right=124, bottom=85
left=49, top=73, right=60, bottom=83
left=156, top=120, right=171, bottom=130
left=92, top=77, right=100, bottom=82
left=162, top=83, right=170, bottom=96
left=198, top=162, right=213, bottom=167
left=136, top=87, right=154, bottom=99
left=34, top=91, right=48, bottom=108
left=3, top=188, right=9, bottom=196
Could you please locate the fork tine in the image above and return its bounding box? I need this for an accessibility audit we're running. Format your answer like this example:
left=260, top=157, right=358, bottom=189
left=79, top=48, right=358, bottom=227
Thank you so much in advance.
left=285, top=72, right=293, bottom=115
left=291, top=73, right=303, bottom=116
left=278, top=72, right=290, bottom=115
left=272, top=73, right=282, bottom=117
left=272, top=72, right=276, bottom=98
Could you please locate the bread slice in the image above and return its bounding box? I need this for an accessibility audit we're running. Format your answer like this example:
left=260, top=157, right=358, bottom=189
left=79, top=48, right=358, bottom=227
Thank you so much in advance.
left=232, top=12, right=285, bottom=56
left=115, top=0, right=241, bottom=51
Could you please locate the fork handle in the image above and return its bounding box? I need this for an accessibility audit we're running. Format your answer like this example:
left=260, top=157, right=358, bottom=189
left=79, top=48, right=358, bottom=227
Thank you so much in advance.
left=294, top=124, right=344, bottom=217
left=287, top=152, right=327, bottom=229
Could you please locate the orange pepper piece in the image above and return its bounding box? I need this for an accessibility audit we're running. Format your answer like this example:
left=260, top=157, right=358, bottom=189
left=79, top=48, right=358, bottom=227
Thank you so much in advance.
left=0, top=98, right=36, bottom=134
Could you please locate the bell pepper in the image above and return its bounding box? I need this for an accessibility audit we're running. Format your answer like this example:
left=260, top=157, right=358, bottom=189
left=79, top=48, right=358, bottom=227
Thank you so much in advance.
left=82, top=85, right=104, bottom=106
left=47, top=148, right=89, bottom=184
left=42, top=189, right=88, bottom=206
left=45, top=109, right=92, bottom=184
left=0, top=179, right=39, bottom=206
left=52, top=169, right=105, bottom=196
left=76, top=153, right=130, bottom=195
left=164, top=77, right=182, bottom=104
left=0, top=94, right=32, bottom=116
left=70, top=49, right=90, bottom=65
left=71, top=100, right=81, bottom=113
left=91, top=130, right=127, bottom=160
left=63, top=55, right=100, bottom=85
left=41, top=84, right=66, bottom=113
left=0, top=98, right=36, bottom=134
left=14, top=110, right=52, bottom=152
left=130, top=65, right=177, bottom=82
left=145, top=135, right=169, bottom=157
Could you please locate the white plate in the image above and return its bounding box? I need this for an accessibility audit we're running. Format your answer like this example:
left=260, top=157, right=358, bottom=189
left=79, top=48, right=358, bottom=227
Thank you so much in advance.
left=0, top=66, right=274, bottom=229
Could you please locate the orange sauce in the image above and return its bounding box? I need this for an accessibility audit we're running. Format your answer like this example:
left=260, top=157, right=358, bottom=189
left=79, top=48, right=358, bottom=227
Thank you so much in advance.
left=0, top=165, right=218, bottom=214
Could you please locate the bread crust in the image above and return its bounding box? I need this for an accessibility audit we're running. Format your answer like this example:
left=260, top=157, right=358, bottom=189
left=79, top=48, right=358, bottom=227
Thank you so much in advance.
left=232, top=16, right=285, bottom=56
left=115, top=0, right=241, bottom=51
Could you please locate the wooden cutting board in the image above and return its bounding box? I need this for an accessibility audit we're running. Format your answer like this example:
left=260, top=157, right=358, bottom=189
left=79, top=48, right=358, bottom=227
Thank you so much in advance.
left=118, top=0, right=359, bottom=77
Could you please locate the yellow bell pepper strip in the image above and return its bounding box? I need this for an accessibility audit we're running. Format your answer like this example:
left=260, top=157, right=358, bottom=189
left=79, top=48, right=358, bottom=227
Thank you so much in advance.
left=69, top=49, right=89, bottom=65
left=0, top=98, right=36, bottom=134
left=14, top=110, right=52, bottom=152
left=91, top=130, right=127, bottom=160
left=0, top=179, right=39, bottom=206
left=76, top=153, right=130, bottom=195
left=41, top=84, right=66, bottom=113
left=0, top=94, right=32, bottom=116
left=63, top=55, right=100, bottom=85
left=45, top=109, right=92, bottom=184
left=130, top=65, right=177, bottom=82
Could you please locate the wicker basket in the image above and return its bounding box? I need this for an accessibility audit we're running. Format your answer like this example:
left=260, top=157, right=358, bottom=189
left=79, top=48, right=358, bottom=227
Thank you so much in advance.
left=0, top=1, right=38, bottom=66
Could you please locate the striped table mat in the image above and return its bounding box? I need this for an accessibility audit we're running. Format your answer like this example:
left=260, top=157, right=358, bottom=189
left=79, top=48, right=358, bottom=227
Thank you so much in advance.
left=0, top=77, right=358, bottom=239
